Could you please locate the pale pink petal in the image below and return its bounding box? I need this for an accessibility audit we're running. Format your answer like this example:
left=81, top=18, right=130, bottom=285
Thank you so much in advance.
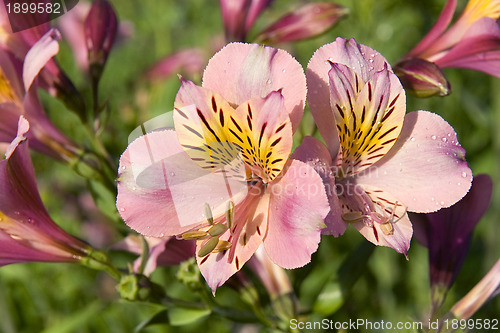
left=23, top=28, right=61, bottom=92
left=198, top=192, right=271, bottom=293
left=202, top=43, right=306, bottom=132
left=264, top=160, right=329, bottom=268
left=439, top=50, right=500, bottom=77
left=306, top=38, right=390, bottom=155
left=354, top=111, right=472, bottom=213
left=291, top=136, right=345, bottom=236
left=407, top=0, right=457, bottom=57
left=116, top=130, right=248, bottom=237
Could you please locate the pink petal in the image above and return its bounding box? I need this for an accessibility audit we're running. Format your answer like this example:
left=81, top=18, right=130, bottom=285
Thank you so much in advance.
left=306, top=37, right=389, bottom=155
left=352, top=185, right=413, bottom=256
left=145, top=49, right=205, bottom=81
left=291, top=136, right=345, bottom=236
left=116, top=130, right=248, bottom=237
left=245, top=0, right=273, bottom=33
left=263, top=159, right=330, bottom=268
left=202, top=43, right=306, bottom=132
left=23, top=28, right=61, bottom=92
left=84, top=0, right=118, bottom=65
left=219, top=0, right=252, bottom=41
left=407, top=0, right=457, bottom=57
left=354, top=111, right=472, bottom=213
left=198, top=192, right=271, bottom=293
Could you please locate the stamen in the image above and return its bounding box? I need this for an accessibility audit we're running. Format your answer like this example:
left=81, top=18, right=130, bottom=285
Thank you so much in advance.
left=182, top=230, right=208, bottom=240
left=342, top=211, right=363, bottom=223
left=204, top=203, right=213, bottom=225
left=226, top=200, right=234, bottom=229
left=198, top=237, right=219, bottom=257
left=380, top=222, right=394, bottom=235
left=208, top=223, right=228, bottom=237
left=213, top=240, right=232, bottom=253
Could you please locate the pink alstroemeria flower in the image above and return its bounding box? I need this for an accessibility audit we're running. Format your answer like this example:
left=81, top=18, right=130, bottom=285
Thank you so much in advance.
left=0, top=2, right=82, bottom=102
left=0, top=116, right=90, bottom=266
left=0, top=42, right=80, bottom=162
left=219, top=0, right=273, bottom=42
left=301, top=38, right=472, bottom=255
left=401, top=0, right=500, bottom=77
left=117, top=43, right=329, bottom=292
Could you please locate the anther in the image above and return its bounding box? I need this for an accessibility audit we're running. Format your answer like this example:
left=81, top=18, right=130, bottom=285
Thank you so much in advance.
left=213, top=240, right=232, bottom=253
left=342, top=211, right=363, bottom=223
left=204, top=203, right=213, bottom=225
left=181, top=230, right=208, bottom=240
left=380, top=222, right=394, bottom=235
left=208, top=223, right=228, bottom=237
left=226, top=200, right=234, bottom=229
left=198, top=237, right=219, bottom=257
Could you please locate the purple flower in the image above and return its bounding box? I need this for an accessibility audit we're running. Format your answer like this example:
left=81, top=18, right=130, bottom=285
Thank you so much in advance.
left=0, top=116, right=90, bottom=266
left=219, top=0, right=273, bottom=42
left=301, top=38, right=472, bottom=255
left=412, top=174, right=493, bottom=306
left=396, top=0, right=500, bottom=95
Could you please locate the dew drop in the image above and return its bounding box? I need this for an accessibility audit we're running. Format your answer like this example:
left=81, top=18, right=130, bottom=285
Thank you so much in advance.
left=282, top=69, right=286, bottom=73
left=369, top=59, right=374, bottom=63
left=447, top=133, right=452, bottom=137
left=170, top=172, right=175, bottom=176
left=159, top=233, right=165, bottom=237
left=119, top=207, right=125, bottom=212
left=14, top=211, right=20, bottom=215
left=27, top=217, right=34, bottom=224
left=410, top=137, right=415, bottom=142
left=457, top=182, right=461, bottom=186
left=441, top=137, right=447, bottom=142
left=266, top=79, right=272, bottom=84
left=440, top=201, right=445, bottom=205
left=431, top=135, right=436, bottom=140
left=121, top=165, right=126, bottom=171
left=461, top=172, right=467, bottom=178
left=431, top=197, right=435, bottom=201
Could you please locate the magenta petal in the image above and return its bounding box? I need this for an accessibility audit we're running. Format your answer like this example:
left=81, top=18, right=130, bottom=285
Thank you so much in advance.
left=291, top=136, right=346, bottom=236
left=23, top=28, right=61, bottom=92
left=412, top=174, right=493, bottom=288
left=84, top=0, right=118, bottom=65
left=354, top=111, right=472, bottom=213
left=202, top=43, right=306, bottom=132
left=407, top=0, right=457, bottom=57
left=116, top=130, right=248, bottom=237
left=245, top=0, right=273, bottom=33
left=263, top=160, right=329, bottom=269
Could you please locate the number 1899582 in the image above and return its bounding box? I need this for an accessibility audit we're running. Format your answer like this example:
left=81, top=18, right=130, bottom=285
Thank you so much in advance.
left=5, top=1, right=61, bottom=14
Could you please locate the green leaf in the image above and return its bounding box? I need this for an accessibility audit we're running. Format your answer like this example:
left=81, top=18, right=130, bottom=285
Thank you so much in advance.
left=134, top=309, right=168, bottom=332
left=41, top=301, right=102, bottom=333
left=167, top=307, right=211, bottom=326
left=313, top=281, right=344, bottom=316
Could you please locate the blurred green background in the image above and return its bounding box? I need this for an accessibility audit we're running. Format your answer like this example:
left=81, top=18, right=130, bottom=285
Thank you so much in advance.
left=0, top=0, right=498, bottom=332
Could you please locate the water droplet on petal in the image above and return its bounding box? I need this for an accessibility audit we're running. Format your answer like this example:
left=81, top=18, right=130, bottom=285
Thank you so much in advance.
left=461, top=172, right=467, bottom=178
left=159, top=233, right=165, bottom=237
left=431, top=135, right=436, bottom=140
left=440, top=201, right=445, bottom=205
left=410, top=137, right=415, bottom=142
left=282, top=69, right=286, bottom=73
left=431, top=197, right=435, bottom=201
left=119, top=207, right=125, bottom=212
left=441, top=137, right=447, bottom=142
left=170, top=172, right=175, bottom=176
left=457, top=182, right=461, bottom=186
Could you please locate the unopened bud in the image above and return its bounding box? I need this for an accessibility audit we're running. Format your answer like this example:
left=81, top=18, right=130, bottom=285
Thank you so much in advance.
left=394, top=58, right=451, bottom=98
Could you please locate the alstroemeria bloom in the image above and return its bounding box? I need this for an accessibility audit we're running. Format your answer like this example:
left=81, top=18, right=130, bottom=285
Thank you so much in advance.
left=0, top=45, right=79, bottom=161
left=412, top=174, right=493, bottom=297
left=117, top=43, right=329, bottom=291
left=302, top=38, right=472, bottom=255
left=398, top=0, right=500, bottom=78
left=219, top=0, right=273, bottom=42
left=0, top=3, right=83, bottom=105
left=0, top=116, right=90, bottom=266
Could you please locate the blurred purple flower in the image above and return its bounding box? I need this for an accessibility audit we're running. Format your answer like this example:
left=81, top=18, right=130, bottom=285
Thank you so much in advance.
left=396, top=0, right=500, bottom=96
left=219, top=0, right=273, bottom=42
left=412, top=174, right=493, bottom=307
left=394, top=58, right=451, bottom=98
left=0, top=116, right=90, bottom=266
left=0, top=48, right=80, bottom=162
left=144, top=48, right=205, bottom=82
left=84, top=0, right=118, bottom=70
left=114, top=235, right=195, bottom=276
left=256, top=2, right=348, bottom=44
left=0, top=2, right=84, bottom=109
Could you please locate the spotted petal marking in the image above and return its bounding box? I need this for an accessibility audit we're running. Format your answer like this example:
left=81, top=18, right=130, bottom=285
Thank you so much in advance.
left=227, top=91, right=292, bottom=182
left=329, top=63, right=405, bottom=176
left=174, top=80, right=245, bottom=180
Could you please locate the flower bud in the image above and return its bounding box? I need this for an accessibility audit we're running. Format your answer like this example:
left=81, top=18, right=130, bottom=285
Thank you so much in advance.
left=256, top=3, right=348, bottom=44
left=394, top=58, right=451, bottom=98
